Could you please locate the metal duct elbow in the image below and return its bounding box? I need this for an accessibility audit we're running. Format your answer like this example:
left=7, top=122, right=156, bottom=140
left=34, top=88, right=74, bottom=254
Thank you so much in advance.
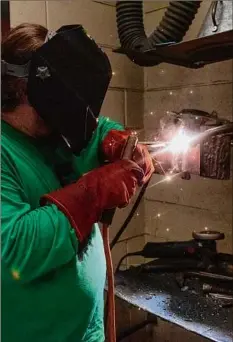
left=116, top=1, right=202, bottom=66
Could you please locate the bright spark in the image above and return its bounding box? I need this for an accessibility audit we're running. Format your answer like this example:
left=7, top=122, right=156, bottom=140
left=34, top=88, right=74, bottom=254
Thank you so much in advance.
left=148, top=172, right=183, bottom=189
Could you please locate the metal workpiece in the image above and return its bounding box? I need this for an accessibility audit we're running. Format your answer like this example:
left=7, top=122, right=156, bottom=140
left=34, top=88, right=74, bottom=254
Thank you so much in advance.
left=142, top=110, right=233, bottom=180
left=115, top=269, right=233, bottom=342
left=200, top=125, right=232, bottom=179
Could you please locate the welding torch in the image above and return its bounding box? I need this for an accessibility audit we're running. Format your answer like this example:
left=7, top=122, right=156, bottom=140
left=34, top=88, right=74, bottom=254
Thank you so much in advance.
left=100, top=134, right=139, bottom=342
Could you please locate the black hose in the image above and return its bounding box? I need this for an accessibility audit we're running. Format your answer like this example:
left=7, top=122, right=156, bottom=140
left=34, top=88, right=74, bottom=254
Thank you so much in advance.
left=116, top=1, right=202, bottom=66
left=110, top=180, right=149, bottom=250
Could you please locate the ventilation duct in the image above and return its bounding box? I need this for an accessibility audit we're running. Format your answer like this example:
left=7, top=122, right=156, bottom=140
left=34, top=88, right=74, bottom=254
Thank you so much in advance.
left=114, top=0, right=233, bottom=68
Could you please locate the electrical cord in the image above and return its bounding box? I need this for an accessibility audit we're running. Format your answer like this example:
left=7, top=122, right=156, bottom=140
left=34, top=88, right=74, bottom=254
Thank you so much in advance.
left=110, top=180, right=150, bottom=250
left=115, top=252, right=141, bottom=274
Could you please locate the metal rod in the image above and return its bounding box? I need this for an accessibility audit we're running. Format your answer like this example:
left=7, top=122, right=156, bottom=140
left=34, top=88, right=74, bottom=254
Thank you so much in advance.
left=208, top=293, right=233, bottom=301
left=139, top=141, right=166, bottom=145
left=184, top=271, right=233, bottom=282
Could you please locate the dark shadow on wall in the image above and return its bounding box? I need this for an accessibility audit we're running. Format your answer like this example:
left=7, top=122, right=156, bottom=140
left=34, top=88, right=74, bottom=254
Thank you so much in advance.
left=1, top=1, right=10, bottom=40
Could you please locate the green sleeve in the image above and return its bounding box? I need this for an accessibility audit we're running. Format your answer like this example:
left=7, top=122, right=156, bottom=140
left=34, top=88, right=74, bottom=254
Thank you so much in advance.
left=97, top=116, right=124, bottom=142
left=73, top=116, right=124, bottom=175
left=1, top=159, right=78, bottom=284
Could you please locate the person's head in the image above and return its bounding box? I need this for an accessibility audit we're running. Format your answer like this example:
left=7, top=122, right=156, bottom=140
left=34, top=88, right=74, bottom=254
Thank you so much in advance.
left=2, top=23, right=51, bottom=137
left=2, top=23, right=112, bottom=153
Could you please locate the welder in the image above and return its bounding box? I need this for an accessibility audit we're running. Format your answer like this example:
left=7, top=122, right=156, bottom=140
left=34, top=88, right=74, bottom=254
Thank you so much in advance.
left=1, top=23, right=154, bottom=342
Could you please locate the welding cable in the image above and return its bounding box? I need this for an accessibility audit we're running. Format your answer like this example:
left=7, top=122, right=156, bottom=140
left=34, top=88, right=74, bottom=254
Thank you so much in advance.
left=104, top=250, right=141, bottom=334
left=103, top=180, right=150, bottom=340
left=102, top=224, right=116, bottom=342
left=104, top=178, right=151, bottom=335
left=116, top=1, right=202, bottom=66
left=110, top=180, right=150, bottom=250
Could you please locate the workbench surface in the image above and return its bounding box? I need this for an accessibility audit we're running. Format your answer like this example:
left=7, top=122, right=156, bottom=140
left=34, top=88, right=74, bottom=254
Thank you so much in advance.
left=114, top=269, right=233, bottom=342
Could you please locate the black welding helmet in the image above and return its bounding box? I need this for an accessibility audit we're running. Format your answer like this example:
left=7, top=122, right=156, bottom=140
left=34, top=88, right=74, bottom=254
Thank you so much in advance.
left=2, top=25, right=112, bottom=154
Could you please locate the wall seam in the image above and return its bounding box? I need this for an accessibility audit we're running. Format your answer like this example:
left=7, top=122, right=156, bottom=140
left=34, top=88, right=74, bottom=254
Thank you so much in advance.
left=45, top=1, right=49, bottom=28
left=144, top=197, right=232, bottom=214
left=123, top=89, right=128, bottom=127
left=93, top=0, right=116, bottom=7
left=115, top=233, right=148, bottom=244
left=146, top=80, right=233, bottom=92
left=109, top=86, right=144, bottom=92
left=145, top=6, right=168, bottom=14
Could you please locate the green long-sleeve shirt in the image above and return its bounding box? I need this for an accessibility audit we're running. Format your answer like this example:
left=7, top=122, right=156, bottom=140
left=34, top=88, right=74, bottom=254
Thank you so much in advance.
left=1, top=117, right=122, bottom=342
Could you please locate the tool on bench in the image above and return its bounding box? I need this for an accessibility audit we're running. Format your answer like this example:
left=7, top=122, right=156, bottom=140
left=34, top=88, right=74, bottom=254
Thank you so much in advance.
left=116, top=230, right=233, bottom=286
left=116, top=230, right=225, bottom=272
left=101, top=134, right=138, bottom=342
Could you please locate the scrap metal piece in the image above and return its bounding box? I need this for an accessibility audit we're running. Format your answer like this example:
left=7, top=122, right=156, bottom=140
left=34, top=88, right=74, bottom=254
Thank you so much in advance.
left=209, top=293, right=233, bottom=301
left=203, top=283, right=233, bottom=295
left=200, top=132, right=232, bottom=179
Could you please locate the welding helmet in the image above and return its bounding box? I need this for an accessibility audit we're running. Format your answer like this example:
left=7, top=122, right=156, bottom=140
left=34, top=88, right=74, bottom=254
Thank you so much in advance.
left=1, top=25, right=112, bottom=154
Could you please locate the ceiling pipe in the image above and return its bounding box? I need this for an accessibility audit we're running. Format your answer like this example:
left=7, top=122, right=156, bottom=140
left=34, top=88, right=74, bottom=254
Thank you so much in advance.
left=116, top=1, right=201, bottom=66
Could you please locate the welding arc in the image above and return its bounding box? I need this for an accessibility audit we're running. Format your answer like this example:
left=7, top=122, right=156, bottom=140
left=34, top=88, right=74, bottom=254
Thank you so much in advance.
left=139, top=123, right=233, bottom=150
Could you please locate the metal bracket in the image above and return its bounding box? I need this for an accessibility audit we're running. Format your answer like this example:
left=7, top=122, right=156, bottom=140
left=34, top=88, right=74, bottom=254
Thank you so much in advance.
left=211, top=0, right=223, bottom=32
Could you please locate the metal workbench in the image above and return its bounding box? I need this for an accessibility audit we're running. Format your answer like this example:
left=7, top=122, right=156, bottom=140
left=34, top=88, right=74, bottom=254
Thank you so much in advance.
left=114, top=269, right=233, bottom=342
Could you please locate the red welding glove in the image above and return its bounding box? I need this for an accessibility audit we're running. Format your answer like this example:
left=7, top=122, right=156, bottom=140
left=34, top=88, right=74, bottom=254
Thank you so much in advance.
left=102, top=130, right=154, bottom=184
left=40, top=160, right=144, bottom=244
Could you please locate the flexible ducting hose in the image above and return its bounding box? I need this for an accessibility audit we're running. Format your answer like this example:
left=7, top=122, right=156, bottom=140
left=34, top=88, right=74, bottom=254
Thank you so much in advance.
left=116, top=1, right=202, bottom=66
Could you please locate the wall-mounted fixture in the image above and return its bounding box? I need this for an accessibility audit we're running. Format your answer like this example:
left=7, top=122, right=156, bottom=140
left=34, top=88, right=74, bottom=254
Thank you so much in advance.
left=114, top=1, right=233, bottom=68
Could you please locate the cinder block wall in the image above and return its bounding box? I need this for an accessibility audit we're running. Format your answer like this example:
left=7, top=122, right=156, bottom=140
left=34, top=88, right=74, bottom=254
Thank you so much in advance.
left=117, top=2, right=232, bottom=341
left=144, top=1, right=233, bottom=255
